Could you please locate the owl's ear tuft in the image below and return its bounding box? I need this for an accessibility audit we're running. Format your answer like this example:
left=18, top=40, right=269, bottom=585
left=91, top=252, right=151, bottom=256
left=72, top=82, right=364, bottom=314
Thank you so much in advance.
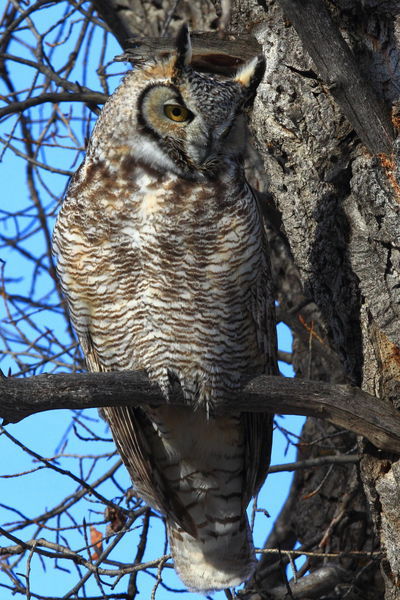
left=234, top=55, right=266, bottom=103
left=173, top=23, right=192, bottom=77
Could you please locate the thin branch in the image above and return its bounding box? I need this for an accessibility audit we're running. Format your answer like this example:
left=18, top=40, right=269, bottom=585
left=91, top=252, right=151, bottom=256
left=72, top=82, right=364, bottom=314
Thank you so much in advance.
left=0, top=428, right=125, bottom=514
left=1, top=53, right=100, bottom=95
left=0, top=135, right=73, bottom=175
left=0, top=529, right=172, bottom=577
left=0, top=91, right=108, bottom=118
left=268, top=454, right=359, bottom=473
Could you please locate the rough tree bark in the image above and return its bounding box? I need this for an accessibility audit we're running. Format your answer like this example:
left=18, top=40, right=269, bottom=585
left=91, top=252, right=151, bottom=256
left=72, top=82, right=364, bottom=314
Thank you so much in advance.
left=227, top=1, right=400, bottom=598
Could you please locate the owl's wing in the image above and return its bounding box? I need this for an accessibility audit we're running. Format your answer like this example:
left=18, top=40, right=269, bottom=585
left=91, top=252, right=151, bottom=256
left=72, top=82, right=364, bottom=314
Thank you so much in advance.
left=242, top=412, right=273, bottom=505
left=103, top=405, right=197, bottom=537
left=241, top=278, right=277, bottom=504
left=241, top=190, right=278, bottom=504
left=82, top=331, right=197, bottom=537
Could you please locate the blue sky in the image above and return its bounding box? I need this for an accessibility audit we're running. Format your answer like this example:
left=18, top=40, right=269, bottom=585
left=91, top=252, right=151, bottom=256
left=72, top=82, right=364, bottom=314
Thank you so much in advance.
left=0, top=3, right=304, bottom=597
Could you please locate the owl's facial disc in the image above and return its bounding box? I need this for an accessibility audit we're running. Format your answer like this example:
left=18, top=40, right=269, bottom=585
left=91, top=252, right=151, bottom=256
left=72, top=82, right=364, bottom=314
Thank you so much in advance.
left=136, top=72, right=253, bottom=178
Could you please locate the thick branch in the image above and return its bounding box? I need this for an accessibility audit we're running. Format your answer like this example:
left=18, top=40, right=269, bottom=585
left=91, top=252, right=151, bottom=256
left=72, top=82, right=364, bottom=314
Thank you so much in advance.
left=275, top=0, right=395, bottom=154
left=1, top=371, right=400, bottom=453
left=118, top=32, right=263, bottom=75
left=268, top=565, right=350, bottom=600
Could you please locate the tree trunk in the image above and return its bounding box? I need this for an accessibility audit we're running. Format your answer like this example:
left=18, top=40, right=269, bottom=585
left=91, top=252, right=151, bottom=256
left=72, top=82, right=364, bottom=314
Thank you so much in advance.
left=228, top=1, right=400, bottom=598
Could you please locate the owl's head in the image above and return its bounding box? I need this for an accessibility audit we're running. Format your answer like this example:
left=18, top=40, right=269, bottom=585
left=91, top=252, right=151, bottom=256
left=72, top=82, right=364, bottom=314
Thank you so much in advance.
left=93, top=25, right=265, bottom=180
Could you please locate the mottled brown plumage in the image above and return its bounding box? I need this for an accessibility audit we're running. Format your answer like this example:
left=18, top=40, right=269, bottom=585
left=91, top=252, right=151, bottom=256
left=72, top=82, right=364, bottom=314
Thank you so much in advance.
left=53, top=25, right=277, bottom=592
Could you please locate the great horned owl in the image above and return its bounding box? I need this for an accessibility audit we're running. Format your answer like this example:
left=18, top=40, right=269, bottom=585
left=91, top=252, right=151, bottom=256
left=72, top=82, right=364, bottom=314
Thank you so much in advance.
left=53, top=25, right=277, bottom=592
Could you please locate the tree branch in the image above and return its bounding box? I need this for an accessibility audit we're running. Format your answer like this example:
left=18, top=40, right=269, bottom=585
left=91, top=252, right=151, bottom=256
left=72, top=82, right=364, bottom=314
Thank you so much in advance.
left=0, top=527, right=172, bottom=577
left=1, top=371, right=400, bottom=453
left=117, top=32, right=263, bottom=75
left=0, top=91, right=108, bottom=118
left=268, top=454, right=359, bottom=473
left=265, top=565, right=350, bottom=600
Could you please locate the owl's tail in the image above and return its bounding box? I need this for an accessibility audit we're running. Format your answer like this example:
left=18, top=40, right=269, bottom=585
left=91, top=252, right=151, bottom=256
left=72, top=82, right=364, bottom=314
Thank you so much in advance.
left=167, top=514, right=255, bottom=592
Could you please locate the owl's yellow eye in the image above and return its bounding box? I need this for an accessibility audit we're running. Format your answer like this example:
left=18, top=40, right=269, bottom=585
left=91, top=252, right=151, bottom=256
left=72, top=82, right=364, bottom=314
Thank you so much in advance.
left=164, top=104, right=190, bottom=122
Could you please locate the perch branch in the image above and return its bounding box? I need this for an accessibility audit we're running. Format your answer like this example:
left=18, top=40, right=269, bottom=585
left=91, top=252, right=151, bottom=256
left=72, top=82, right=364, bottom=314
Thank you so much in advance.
left=1, top=371, right=400, bottom=453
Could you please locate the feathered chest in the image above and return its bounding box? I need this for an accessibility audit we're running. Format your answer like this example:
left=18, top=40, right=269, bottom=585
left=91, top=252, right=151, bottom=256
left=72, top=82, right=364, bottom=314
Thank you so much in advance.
left=57, top=160, right=264, bottom=289
left=54, top=159, right=268, bottom=392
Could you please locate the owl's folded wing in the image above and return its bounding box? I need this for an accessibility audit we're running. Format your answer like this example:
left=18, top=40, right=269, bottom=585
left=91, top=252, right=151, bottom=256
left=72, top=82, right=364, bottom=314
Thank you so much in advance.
left=103, top=404, right=198, bottom=537
left=82, top=330, right=197, bottom=537
left=242, top=221, right=278, bottom=503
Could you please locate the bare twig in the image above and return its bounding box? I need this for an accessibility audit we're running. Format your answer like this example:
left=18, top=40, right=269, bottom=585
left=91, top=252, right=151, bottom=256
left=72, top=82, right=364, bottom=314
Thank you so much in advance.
left=268, top=454, right=359, bottom=473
